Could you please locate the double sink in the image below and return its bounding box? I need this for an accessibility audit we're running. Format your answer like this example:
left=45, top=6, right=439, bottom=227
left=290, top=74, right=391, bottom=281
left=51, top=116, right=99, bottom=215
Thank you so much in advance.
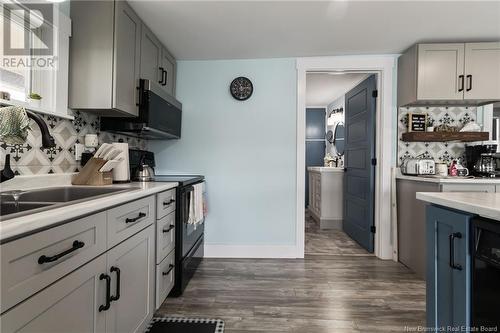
left=0, top=187, right=136, bottom=220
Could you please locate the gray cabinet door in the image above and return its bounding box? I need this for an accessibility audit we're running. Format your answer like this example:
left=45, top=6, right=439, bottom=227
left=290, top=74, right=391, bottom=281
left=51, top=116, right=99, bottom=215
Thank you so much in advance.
left=426, top=205, right=472, bottom=330
left=105, top=226, right=155, bottom=333
left=464, top=42, right=500, bottom=100
left=113, top=1, right=141, bottom=116
left=140, top=25, right=162, bottom=85
left=161, top=47, right=176, bottom=95
left=1, top=255, right=106, bottom=333
left=417, top=44, right=465, bottom=101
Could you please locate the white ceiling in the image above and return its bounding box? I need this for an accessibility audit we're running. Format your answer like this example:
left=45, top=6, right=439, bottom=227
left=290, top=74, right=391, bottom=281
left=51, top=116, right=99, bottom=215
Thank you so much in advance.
left=129, top=1, right=500, bottom=60
left=306, top=73, right=369, bottom=106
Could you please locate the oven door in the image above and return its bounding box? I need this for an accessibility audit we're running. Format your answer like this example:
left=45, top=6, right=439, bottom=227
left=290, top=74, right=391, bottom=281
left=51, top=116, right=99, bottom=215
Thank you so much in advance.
left=180, top=184, right=204, bottom=258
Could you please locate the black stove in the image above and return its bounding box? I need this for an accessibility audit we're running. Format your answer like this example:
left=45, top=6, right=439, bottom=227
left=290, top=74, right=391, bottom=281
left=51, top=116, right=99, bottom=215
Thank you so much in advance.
left=154, top=175, right=204, bottom=186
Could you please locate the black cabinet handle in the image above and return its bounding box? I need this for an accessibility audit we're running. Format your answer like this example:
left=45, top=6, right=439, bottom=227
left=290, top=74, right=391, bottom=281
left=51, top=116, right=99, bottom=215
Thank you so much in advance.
left=38, top=240, right=85, bottom=264
left=162, top=264, right=174, bottom=276
left=110, top=266, right=121, bottom=302
left=158, top=67, right=164, bottom=84
left=125, top=212, right=146, bottom=223
left=449, top=232, right=463, bottom=271
left=163, top=199, right=175, bottom=206
left=458, top=75, right=464, bottom=92
left=162, top=224, right=175, bottom=233
left=466, top=75, right=472, bottom=92
left=162, top=69, right=167, bottom=86
left=99, top=273, right=111, bottom=312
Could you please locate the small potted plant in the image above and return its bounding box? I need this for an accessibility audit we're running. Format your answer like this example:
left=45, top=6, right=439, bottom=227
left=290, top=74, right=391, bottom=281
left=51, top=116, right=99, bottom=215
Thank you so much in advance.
left=27, top=93, right=42, bottom=108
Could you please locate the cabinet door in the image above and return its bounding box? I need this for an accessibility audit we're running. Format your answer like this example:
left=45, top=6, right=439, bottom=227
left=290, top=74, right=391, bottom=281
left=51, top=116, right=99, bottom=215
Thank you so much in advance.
left=113, top=1, right=141, bottom=116
left=1, top=255, right=107, bottom=333
left=426, top=205, right=472, bottom=330
left=161, top=47, right=176, bottom=95
left=464, top=42, right=500, bottom=100
left=417, top=44, right=465, bottom=101
left=105, top=225, right=155, bottom=333
left=140, top=25, right=162, bottom=85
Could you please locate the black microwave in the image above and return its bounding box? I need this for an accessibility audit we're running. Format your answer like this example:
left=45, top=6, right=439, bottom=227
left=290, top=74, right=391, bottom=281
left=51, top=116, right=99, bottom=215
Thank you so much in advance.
left=100, top=79, right=182, bottom=139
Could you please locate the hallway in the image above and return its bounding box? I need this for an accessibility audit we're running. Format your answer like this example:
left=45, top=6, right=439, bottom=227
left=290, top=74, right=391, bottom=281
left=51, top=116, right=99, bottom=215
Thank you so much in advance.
left=157, top=214, right=426, bottom=332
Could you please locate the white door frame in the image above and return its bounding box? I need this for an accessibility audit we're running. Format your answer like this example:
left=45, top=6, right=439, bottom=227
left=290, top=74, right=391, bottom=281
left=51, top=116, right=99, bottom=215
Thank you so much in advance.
left=296, top=55, right=398, bottom=260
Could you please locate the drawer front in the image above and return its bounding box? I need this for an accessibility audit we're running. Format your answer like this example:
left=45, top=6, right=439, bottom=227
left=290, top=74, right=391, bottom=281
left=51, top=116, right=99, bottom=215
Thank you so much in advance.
left=1, top=212, right=106, bottom=313
left=107, top=196, right=155, bottom=248
left=441, top=184, right=496, bottom=193
left=156, top=211, right=175, bottom=264
left=155, top=250, right=175, bottom=309
left=156, top=188, right=176, bottom=219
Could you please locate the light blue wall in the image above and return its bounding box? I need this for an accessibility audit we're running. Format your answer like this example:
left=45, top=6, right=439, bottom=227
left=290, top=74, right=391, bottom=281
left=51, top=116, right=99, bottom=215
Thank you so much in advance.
left=150, top=58, right=297, bottom=246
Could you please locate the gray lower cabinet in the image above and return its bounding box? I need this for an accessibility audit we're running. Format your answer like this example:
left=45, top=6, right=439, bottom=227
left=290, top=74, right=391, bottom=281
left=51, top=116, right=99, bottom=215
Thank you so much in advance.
left=0, top=196, right=157, bottom=333
left=105, top=225, right=155, bottom=333
left=426, top=205, right=472, bottom=330
left=69, top=0, right=141, bottom=116
left=1, top=254, right=107, bottom=333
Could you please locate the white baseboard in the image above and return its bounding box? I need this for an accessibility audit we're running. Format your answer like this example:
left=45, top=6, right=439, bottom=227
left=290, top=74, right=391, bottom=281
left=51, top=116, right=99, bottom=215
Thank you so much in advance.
left=204, top=244, right=298, bottom=258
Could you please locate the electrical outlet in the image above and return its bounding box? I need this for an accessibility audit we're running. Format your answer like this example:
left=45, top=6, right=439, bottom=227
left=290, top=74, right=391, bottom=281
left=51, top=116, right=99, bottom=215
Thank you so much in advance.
left=74, top=143, right=85, bottom=161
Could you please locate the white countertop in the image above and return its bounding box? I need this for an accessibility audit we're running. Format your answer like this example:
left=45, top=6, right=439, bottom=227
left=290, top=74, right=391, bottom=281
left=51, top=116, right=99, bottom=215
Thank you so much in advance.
left=416, top=192, right=500, bottom=221
left=308, top=166, right=344, bottom=173
left=0, top=175, right=178, bottom=243
left=396, top=169, right=500, bottom=184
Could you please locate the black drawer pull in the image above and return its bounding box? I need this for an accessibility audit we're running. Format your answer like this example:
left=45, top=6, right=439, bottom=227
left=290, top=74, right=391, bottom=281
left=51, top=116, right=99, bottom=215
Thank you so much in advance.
left=466, top=75, right=473, bottom=92
left=125, top=212, right=146, bottom=223
left=162, top=224, right=175, bottom=233
left=162, top=264, right=174, bottom=276
left=449, top=232, right=463, bottom=271
left=158, top=67, right=164, bottom=84
left=110, top=266, right=121, bottom=302
left=458, top=75, right=464, bottom=92
left=99, top=273, right=111, bottom=312
left=163, top=199, right=175, bottom=207
left=38, top=240, right=85, bottom=264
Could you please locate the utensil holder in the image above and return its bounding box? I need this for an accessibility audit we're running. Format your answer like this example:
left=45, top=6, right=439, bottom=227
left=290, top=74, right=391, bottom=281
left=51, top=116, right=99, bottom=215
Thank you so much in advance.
left=72, top=157, right=113, bottom=186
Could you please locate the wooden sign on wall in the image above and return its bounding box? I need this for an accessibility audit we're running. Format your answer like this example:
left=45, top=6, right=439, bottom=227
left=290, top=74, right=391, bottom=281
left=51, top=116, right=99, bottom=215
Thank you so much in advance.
left=407, top=113, right=427, bottom=132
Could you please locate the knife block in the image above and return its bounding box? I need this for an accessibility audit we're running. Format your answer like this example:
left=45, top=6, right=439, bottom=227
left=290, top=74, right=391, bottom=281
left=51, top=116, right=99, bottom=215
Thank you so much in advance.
left=72, top=158, right=113, bottom=186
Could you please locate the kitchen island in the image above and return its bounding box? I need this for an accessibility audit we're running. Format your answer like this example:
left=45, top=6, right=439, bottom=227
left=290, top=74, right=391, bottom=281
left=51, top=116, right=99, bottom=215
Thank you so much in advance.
left=417, top=192, right=500, bottom=332
left=396, top=170, right=500, bottom=279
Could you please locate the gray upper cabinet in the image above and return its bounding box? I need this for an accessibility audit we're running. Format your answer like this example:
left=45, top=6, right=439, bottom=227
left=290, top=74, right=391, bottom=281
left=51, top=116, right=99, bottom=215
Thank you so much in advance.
left=140, top=25, right=163, bottom=86
left=398, top=42, right=500, bottom=107
left=464, top=42, right=500, bottom=100
left=140, top=24, right=177, bottom=96
left=69, top=1, right=177, bottom=116
left=161, top=47, right=177, bottom=96
left=69, top=1, right=141, bottom=117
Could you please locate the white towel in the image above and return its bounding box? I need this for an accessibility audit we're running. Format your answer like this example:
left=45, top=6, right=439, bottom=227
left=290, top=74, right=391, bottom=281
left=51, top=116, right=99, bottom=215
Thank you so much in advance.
left=187, top=182, right=205, bottom=227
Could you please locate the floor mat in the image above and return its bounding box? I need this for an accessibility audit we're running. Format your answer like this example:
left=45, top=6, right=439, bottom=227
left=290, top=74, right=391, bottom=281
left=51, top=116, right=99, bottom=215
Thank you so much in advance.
left=145, top=317, right=224, bottom=333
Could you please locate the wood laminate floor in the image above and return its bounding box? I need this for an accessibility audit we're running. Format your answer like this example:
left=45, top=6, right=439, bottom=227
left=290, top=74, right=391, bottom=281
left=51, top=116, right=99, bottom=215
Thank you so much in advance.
left=157, top=213, right=426, bottom=332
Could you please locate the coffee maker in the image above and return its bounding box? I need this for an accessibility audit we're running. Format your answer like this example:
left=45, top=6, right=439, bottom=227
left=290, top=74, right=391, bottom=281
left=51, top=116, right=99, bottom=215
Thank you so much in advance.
left=465, top=144, right=500, bottom=177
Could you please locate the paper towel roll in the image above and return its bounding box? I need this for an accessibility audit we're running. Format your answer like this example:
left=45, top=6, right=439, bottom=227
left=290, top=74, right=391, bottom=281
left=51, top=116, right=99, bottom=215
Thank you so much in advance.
left=111, top=142, right=130, bottom=182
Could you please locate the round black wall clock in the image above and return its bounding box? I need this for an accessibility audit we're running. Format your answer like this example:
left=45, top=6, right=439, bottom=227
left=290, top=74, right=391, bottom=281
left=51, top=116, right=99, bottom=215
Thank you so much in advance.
left=230, top=77, right=253, bottom=101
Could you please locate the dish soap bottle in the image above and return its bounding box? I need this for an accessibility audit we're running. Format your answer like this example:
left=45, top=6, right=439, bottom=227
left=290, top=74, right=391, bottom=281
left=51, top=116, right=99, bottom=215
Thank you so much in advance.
left=449, top=160, right=458, bottom=177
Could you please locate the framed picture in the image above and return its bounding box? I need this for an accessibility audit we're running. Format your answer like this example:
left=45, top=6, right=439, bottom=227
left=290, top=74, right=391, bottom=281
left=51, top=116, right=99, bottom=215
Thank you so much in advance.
left=408, top=113, right=427, bottom=132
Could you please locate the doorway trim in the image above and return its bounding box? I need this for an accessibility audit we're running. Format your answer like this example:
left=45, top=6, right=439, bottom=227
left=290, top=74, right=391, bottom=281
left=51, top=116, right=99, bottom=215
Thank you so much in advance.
left=296, top=55, right=398, bottom=260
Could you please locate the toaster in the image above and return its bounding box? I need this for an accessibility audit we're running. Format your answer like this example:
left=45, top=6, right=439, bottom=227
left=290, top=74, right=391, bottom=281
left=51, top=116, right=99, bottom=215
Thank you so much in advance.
left=401, top=158, right=436, bottom=175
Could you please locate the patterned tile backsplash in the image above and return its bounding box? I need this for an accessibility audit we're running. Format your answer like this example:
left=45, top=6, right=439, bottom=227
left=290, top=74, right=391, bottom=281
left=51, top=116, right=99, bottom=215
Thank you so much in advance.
left=398, top=106, right=477, bottom=166
left=0, top=111, right=147, bottom=175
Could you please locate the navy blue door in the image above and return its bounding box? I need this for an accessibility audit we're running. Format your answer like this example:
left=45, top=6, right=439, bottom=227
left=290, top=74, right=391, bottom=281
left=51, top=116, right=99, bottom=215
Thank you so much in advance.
left=343, top=75, right=376, bottom=252
left=305, top=108, right=325, bottom=207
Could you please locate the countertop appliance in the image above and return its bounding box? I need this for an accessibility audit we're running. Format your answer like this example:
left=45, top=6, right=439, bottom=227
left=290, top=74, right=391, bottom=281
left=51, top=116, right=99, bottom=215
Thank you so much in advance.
left=401, top=158, right=436, bottom=175
left=128, top=149, right=205, bottom=296
left=471, top=217, right=500, bottom=330
left=100, top=79, right=182, bottom=139
left=465, top=144, right=500, bottom=178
